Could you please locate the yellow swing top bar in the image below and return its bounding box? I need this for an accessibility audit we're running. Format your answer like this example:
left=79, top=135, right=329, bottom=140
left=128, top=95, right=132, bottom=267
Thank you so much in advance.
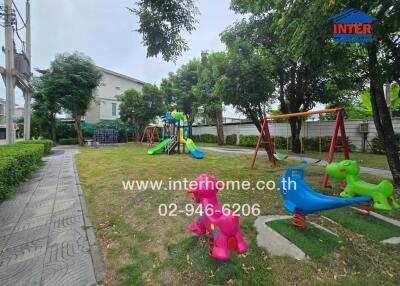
left=265, top=108, right=342, bottom=120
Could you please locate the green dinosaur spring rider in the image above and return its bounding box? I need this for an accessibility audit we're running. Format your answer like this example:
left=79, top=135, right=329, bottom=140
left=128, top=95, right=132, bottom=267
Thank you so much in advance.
left=326, top=160, right=400, bottom=211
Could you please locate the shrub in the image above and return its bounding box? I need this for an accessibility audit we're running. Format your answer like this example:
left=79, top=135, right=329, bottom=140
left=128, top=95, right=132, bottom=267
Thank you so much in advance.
left=59, top=138, right=79, bottom=145
left=273, top=136, right=288, bottom=150
left=0, top=144, right=44, bottom=199
left=191, top=134, right=218, bottom=143
left=371, top=133, right=400, bottom=154
left=17, top=139, right=53, bottom=154
left=239, top=135, right=259, bottom=147
left=225, top=134, right=237, bottom=145
left=302, top=136, right=355, bottom=152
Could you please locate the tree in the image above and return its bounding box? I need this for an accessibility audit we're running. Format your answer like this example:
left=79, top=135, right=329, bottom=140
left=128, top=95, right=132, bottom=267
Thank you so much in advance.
left=194, top=51, right=227, bottom=145
left=32, top=75, right=62, bottom=142
left=361, top=85, right=400, bottom=117
left=130, top=0, right=198, bottom=61
left=218, top=33, right=275, bottom=133
left=161, top=59, right=202, bottom=135
left=226, top=5, right=361, bottom=153
left=231, top=0, right=400, bottom=184
left=42, top=52, right=102, bottom=145
left=119, top=84, right=165, bottom=139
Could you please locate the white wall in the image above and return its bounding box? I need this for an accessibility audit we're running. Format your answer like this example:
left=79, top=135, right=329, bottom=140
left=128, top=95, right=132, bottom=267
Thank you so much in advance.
left=192, top=118, right=400, bottom=151
left=85, top=69, right=144, bottom=123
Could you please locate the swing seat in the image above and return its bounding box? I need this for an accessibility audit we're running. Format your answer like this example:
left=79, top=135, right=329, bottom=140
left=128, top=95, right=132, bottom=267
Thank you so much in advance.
left=300, top=157, right=322, bottom=165
left=274, top=153, right=289, bottom=161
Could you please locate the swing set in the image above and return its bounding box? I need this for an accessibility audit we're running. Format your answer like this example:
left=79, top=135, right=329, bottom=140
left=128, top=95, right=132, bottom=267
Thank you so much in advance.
left=141, top=125, right=161, bottom=146
left=250, top=108, right=350, bottom=187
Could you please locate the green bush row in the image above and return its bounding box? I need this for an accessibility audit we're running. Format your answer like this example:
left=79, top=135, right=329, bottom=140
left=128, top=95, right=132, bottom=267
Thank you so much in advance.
left=237, top=135, right=355, bottom=151
left=191, top=134, right=218, bottom=143
left=0, top=144, right=44, bottom=199
left=59, top=138, right=79, bottom=145
left=225, top=134, right=237, bottom=145
left=17, top=139, right=53, bottom=154
left=239, top=135, right=259, bottom=147
left=371, top=133, right=400, bottom=154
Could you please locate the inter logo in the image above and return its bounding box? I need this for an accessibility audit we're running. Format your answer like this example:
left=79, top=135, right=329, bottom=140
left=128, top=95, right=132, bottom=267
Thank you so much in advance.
left=329, top=8, right=375, bottom=43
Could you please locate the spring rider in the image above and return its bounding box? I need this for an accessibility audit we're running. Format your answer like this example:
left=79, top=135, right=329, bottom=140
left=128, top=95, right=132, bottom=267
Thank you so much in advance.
left=326, top=160, right=400, bottom=211
left=186, top=174, right=248, bottom=260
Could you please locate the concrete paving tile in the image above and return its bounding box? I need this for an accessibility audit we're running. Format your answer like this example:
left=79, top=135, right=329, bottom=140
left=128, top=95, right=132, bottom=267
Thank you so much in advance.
left=50, top=214, right=84, bottom=232
left=0, top=238, right=47, bottom=268
left=0, top=255, right=44, bottom=286
left=21, top=204, right=54, bottom=219
left=0, top=222, right=16, bottom=237
left=42, top=245, right=95, bottom=286
left=7, top=225, right=50, bottom=248
left=14, top=215, right=51, bottom=232
left=0, top=235, right=10, bottom=253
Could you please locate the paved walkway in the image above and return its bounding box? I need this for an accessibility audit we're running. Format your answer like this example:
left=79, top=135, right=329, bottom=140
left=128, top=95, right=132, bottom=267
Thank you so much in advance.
left=0, top=149, right=103, bottom=286
left=201, top=146, right=393, bottom=179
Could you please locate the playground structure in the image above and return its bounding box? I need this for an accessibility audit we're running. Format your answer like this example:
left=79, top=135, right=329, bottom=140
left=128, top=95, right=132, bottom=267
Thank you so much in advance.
left=251, top=108, right=349, bottom=187
left=147, top=110, right=204, bottom=159
left=278, top=161, right=399, bottom=228
left=140, top=125, right=160, bottom=146
left=92, top=128, right=118, bottom=146
left=186, top=174, right=248, bottom=260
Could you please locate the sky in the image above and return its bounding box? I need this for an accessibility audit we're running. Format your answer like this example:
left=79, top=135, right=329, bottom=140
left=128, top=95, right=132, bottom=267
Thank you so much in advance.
left=0, top=0, right=245, bottom=118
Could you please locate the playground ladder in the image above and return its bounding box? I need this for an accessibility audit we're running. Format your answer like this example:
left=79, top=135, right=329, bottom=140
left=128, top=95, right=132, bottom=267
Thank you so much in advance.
left=165, top=136, right=178, bottom=154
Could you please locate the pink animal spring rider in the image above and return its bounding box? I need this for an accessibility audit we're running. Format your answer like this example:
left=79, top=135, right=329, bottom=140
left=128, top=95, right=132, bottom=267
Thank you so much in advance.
left=186, top=174, right=248, bottom=260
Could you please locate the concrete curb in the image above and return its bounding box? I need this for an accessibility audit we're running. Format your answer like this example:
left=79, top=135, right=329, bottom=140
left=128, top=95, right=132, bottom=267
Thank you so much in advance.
left=350, top=207, right=400, bottom=245
left=71, top=150, right=107, bottom=283
left=254, top=215, right=308, bottom=260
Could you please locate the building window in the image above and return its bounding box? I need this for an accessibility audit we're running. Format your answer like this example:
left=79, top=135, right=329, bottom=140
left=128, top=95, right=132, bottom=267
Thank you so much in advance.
left=112, top=103, right=117, bottom=116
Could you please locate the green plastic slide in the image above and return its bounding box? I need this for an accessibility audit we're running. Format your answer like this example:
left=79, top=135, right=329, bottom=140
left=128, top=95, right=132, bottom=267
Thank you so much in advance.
left=147, top=138, right=171, bottom=155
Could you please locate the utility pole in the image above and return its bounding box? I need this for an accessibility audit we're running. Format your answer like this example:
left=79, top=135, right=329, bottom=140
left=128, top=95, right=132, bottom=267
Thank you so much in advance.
left=23, top=0, right=31, bottom=140
left=4, top=0, right=16, bottom=144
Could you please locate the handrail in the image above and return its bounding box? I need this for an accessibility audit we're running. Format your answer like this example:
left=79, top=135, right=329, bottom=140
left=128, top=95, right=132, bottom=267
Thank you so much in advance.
left=265, top=108, right=342, bottom=120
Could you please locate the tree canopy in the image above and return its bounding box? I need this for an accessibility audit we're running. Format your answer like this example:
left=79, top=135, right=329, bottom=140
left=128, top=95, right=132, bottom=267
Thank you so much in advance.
left=37, top=52, right=102, bottom=145
left=130, top=0, right=198, bottom=61
left=119, top=84, right=165, bottom=139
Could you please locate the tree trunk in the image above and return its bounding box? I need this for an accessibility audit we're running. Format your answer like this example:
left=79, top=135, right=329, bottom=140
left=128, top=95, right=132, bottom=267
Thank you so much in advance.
left=215, top=109, right=224, bottom=145
left=368, top=44, right=400, bottom=185
left=74, top=115, right=84, bottom=146
left=289, top=117, right=302, bottom=153
left=49, top=114, right=57, bottom=143
left=50, top=122, right=57, bottom=143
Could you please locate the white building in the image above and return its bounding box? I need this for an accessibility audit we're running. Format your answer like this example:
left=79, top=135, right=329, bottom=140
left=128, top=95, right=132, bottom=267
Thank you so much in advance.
left=85, top=67, right=146, bottom=124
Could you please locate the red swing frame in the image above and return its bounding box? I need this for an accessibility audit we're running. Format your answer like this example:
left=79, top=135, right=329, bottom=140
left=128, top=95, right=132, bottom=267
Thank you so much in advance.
left=140, top=126, right=160, bottom=146
left=250, top=108, right=350, bottom=187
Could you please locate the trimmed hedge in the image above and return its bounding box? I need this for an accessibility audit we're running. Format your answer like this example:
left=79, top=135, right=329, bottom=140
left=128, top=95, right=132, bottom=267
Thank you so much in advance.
left=17, top=139, right=53, bottom=154
left=0, top=144, right=44, bottom=199
left=371, top=133, right=400, bottom=154
left=59, top=138, right=79, bottom=145
left=225, top=134, right=237, bottom=145
left=191, top=134, right=218, bottom=143
left=238, top=135, right=355, bottom=151
left=239, top=135, right=259, bottom=147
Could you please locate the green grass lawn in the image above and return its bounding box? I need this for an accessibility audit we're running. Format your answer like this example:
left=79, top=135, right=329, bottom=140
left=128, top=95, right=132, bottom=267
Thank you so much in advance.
left=197, top=143, right=390, bottom=170
left=75, top=143, right=400, bottom=285
left=323, top=208, right=400, bottom=241
left=267, top=219, right=344, bottom=259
